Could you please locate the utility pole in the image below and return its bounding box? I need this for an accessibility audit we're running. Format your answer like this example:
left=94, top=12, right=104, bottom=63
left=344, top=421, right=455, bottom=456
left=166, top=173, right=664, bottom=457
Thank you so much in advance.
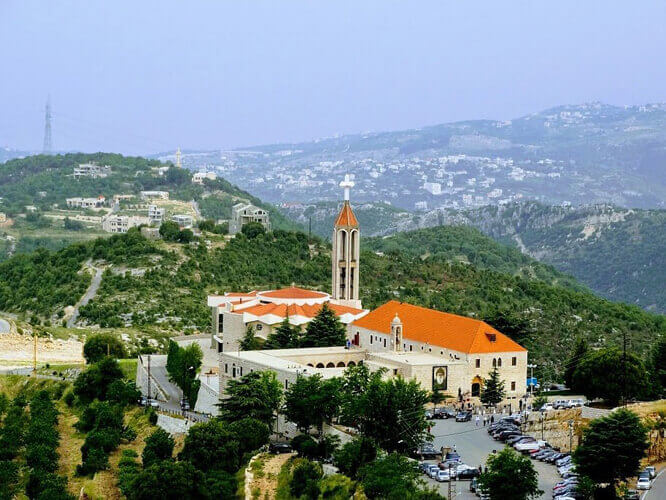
left=33, top=332, right=37, bottom=374
left=568, top=420, right=574, bottom=452
left=448, top=463, right=453, bottom=499
left=541, top=414, right=545, bottom=441
left=147, top=355, right=151, bottom=400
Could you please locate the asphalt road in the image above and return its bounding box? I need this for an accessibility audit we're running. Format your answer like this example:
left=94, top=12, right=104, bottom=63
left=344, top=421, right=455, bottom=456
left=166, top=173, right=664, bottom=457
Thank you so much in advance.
left=0, top=318, right=10, bottom=334
left=642, top=467, right=665, bottom=500
left=67, top=264, right=103, bottom=327
left=422, top=417, right=560, bottom=499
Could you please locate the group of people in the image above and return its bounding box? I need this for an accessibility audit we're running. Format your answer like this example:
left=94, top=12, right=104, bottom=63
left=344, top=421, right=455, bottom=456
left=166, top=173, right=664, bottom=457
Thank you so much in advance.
left=474, top=414, right=495, bottom=427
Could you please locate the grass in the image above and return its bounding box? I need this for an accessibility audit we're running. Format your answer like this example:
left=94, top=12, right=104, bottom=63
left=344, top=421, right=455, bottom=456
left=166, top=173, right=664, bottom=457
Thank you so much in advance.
left=118, top=359, right=138, bottom=381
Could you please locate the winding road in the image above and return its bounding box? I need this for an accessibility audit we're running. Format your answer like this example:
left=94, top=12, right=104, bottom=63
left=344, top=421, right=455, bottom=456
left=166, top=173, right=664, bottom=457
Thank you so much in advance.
left=0, top=318, right=10, bottom=334
left=67, top=263, right=103, bottom=327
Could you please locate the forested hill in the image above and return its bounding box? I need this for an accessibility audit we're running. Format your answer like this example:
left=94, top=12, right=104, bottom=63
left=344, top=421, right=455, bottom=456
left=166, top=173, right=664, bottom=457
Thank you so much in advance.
left=286, top=201, right=666, bottom=313
left=0, top=153, right=300, bottom=259
left=364, top=226, right=583, bottom=291
left=0, top=227, right=663, bottom=381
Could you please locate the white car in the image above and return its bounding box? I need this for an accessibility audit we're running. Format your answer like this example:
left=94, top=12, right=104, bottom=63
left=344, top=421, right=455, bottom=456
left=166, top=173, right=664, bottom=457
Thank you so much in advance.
left=427, top=465, right=440, bottom=479
left=540, top=403, right=554, bottom=411
left=515, top=440, right=546, bottom=452
left=567, top=399, right=585, bottom=408
left=636, top=476, right=651, bottom=490
left=436, top=469, right=453, bottom=482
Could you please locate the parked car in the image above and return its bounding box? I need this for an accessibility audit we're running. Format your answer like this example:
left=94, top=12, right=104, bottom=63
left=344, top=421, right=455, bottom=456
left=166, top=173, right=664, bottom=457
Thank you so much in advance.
left=456, top=465, right=480, bottom=480
left=555, top=455, right=572, bottom=467
left=444, top=451, right=462, bottom=462
left=137, top=396, right=147, bottom=406
left=456, top=411, right=473, bottom=422
left=269, top=442, right=292, bottom=454
left=515, top=440, right=546, bottom=453
left=428, top=465, right=440, bottom=479
left=436, top=469, right=453, bottom=482
left=644, top=466, right=656, bottom=479
left=414, top=442, right=440, bottom=459
left=623, top=490, right=640, bottom=500
left=418, top=462, right=430, bottom=473
left=180, top=398, right=190, bottom=410
left=636, top=476, right=651, bottom=490
left=506, top=435, right=529, bottom=445
left=540, top=403, right=554, bottom=411
left=567, top=399, right=585, bottom=408
left=146, top=398, right=159, bottom=408
left=425, top=410, right=434, bottom=419
left=553, top=399, right=569, bottom=409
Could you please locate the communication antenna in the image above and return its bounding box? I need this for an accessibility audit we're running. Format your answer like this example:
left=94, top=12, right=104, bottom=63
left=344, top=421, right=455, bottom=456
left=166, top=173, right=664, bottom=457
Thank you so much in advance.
left=43, top=96, right=53, bottom=153
left=176, top=147, right=182, bottom=168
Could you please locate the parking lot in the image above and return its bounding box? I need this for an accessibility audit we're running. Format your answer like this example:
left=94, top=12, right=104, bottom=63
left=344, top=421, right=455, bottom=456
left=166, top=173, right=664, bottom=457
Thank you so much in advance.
left=422, top=416, right=560, bottom=499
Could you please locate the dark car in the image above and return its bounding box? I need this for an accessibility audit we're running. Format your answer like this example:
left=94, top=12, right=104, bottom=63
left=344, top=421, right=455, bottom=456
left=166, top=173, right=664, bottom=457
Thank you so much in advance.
left=457, top=467, right=480, bottom=480
left=414, top=442, right=440, bottom=459
left=269, top=442, right=292, bottom=454
left=623, top=490, right=640, bottom=500
left=455, top=411, right=473, bottom=422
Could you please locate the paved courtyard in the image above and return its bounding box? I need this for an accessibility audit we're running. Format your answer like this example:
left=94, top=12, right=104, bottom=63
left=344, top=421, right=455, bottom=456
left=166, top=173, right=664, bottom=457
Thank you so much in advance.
left=422, top=417, right=560, bottom=499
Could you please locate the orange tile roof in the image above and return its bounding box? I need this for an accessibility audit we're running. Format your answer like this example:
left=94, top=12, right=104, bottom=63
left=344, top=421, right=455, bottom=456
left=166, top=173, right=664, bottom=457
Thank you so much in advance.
left=334, top=201, right=359, bottom=227
left=260, top=287, right=328, bottom=299
left=237, top=301, right=364, bottom=320
left=352, top=301, right=526, bottom=354
left=226, top=291, right=258, bottom=297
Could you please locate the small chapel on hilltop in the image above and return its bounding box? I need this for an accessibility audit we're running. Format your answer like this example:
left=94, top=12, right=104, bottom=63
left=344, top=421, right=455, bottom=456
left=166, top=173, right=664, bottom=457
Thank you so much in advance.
left=207, top=176, right=528, bottom=407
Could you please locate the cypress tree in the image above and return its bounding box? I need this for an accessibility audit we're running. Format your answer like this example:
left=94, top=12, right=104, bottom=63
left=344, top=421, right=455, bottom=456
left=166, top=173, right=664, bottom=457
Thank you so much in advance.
left=481, top=367, right=505, bottom=406
left=264, top=316, right=300, bottom=349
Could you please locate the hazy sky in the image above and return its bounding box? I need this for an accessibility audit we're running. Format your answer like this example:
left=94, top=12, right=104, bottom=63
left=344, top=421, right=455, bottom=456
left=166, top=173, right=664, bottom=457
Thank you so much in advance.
left=2, top=1, right=666, bottom=154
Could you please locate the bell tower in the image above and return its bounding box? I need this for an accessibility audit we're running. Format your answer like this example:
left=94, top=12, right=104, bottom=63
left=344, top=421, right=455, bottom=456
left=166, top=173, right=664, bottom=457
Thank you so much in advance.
left=331, top=174, right=361, bottom=309
left=391, top=313, right=403, bottom=352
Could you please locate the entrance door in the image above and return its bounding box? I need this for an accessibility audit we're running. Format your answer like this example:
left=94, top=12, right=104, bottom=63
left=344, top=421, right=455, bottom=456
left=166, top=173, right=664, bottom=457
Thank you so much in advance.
left=353, top=332, right=360, bottom=346
left=471, top=383, right=481, bottom=397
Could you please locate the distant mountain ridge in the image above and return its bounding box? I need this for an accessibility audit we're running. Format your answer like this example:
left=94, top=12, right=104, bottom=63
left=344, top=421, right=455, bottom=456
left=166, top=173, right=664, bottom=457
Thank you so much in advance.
left=177, top=101, right=666, bottom=210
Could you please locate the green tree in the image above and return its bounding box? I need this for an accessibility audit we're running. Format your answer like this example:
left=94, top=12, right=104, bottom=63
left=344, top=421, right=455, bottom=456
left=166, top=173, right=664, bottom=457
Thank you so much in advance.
left=179, top=420, right=240, bottom=473
left=358, top=453, right=435, bottom=500
left=564, top=337, right=588, bottom=391
left=300, top=303, right=347, bottom=348
left=478, top=447, right=542, bottom=500
left=177, top=228, right=194, bottom=243
left=573, top=408, right=649, bottom=487
left=264, top=316, right=300, bottom=349
left=284, top=374, right=340, bottom=433
left=355, top=375, right=429, bottom=453
left=141, top=428, right=174, bottom=468
left=481, top=367, right=505, bottom=406
left=239, top=324, right=261, bottom=351
left=197, top=219, right=215, bottom=232
left=128, top=460, right=208, bottom=500
left=204, top=469, right=237, bottom=499
left=572, top=347, right=647, bottom=405
left=106, top=379, right=141, bottom=407
left=651, top=334, right=666, bottom=394
left=73, top=357, right=124, bottom=403
left=227, top=418, right=271, bottom=456
left=430, top=389, right=446, bottom=411
left=83, top=333, right=127, bottom=363
left=166, top=341, right=203, bottom=407
left=217, top=371, right=282, bottom=428
left=289, top=459, right=322, bottom=499
left=159, top=220, right=181, bottom=241
left=318, top=474, right=355, bottom=500
left=333, top=436, right=378, bottom=479
left=532, top=393, right=548, bottom=411
left=241, top=221, right=266, bottom=238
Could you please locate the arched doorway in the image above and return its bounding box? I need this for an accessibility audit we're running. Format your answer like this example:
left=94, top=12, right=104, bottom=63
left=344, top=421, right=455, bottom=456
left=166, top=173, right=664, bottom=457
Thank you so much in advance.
left=471, top=376, right=483, bottom=397
left=336, top=361, right=345, bottom=367
left=307, top=363, right=314, bottom=367
left=326, top=362, right=335, bottom=368
left=316, top=363, right=325, bottom=368
left=347, top=361, right=356, bottom=367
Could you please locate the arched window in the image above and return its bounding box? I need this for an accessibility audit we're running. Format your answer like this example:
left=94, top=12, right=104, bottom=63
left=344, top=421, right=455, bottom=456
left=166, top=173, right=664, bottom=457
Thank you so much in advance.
left=326, top=362, right=335, bottom=368
left=492, top=358, right=497, bottom=368
left=307, top=363, right=314, bottom=367
left=497, top=358, right=502, bottom=367
left=316, top=363, right=325, bottom=368
left=347, top=361, right=356, bottom=367
left=336, top=361, right=345, bottom=367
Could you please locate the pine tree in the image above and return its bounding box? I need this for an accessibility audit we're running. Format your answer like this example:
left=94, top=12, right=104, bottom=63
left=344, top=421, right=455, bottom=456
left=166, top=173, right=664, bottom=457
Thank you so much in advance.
left=300, top=303, right=347, bottom=348
left=481, top=367, right=505, bottom=406
left=239, top=325, right=261, bottom=351
left=264, top=316, right=300, bottom=349
left=564, top=337, right=588, bottom=391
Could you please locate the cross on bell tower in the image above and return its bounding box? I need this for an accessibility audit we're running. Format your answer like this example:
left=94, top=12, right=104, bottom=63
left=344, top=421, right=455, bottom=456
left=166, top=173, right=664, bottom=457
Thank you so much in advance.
left=331, top=175, right=361, bottom=309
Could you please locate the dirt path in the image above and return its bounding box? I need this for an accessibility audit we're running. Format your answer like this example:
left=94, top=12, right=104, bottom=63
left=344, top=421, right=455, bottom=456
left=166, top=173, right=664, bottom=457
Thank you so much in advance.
left=247, top=453, right=294, bottom=500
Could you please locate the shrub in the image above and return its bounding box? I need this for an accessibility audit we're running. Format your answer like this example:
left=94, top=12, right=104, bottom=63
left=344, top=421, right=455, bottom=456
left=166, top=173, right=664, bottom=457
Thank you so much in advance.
left=147, top=408, right=158, bottom=425
left=83, top=333, right=127, bottom=363
left=63, top=389, right=75, bottom=407
left=142, top=428, right=175, bottom=467
left=291, top=434, right=318, bottom=459
left=289, top=459, right=322, bottom=499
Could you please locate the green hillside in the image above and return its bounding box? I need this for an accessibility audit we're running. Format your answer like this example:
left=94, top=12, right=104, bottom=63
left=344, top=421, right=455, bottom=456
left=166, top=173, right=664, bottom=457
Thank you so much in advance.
left=0, top=227, right=663, bottom=382
left=0, top=153, right=300, bottom=260
left=364, top=225, right=584, bottom=291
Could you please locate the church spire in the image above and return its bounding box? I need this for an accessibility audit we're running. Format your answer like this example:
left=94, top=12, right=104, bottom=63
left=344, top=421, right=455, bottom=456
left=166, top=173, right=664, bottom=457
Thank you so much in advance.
left=331, top=175, right=361, bottom=308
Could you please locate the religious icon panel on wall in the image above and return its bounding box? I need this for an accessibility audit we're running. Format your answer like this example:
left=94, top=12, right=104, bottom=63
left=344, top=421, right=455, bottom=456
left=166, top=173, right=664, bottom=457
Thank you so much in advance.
left=432, top=366, right=448, bottom=391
